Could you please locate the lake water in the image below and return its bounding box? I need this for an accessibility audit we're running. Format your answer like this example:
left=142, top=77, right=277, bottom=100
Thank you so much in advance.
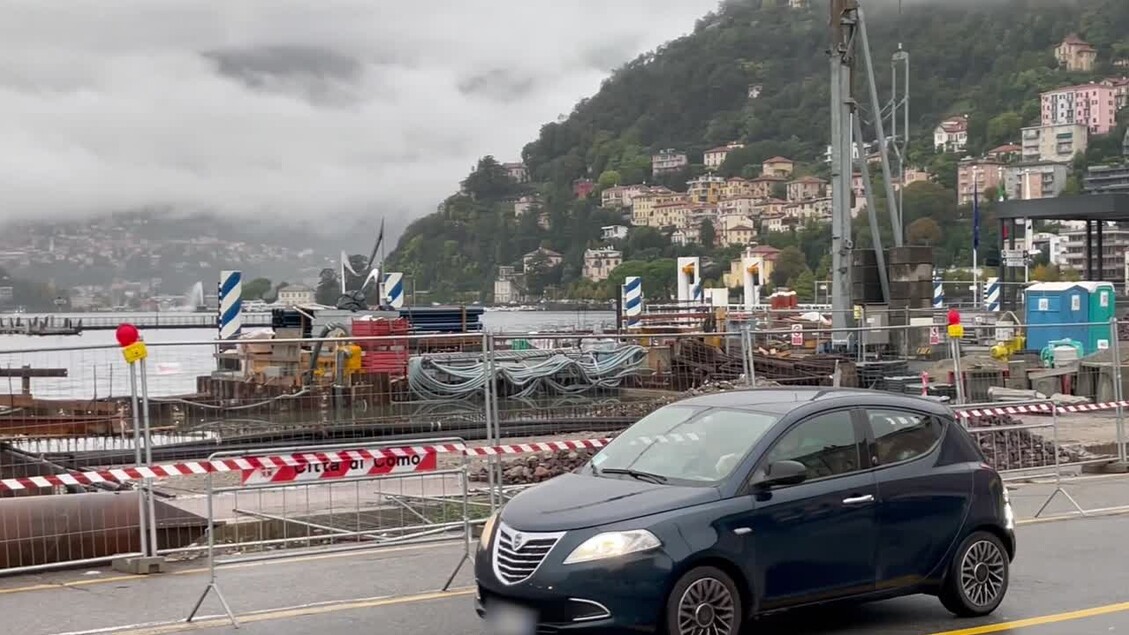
left=0, top=310, right=615, bottom=399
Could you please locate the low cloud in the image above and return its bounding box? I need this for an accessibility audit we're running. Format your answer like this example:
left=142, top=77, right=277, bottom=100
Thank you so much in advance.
left=0, top=0, right=717, bottom=243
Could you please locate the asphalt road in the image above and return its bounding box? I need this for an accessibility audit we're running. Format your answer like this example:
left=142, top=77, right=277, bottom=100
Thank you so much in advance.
left=3, top=477, right=1129, bottom=635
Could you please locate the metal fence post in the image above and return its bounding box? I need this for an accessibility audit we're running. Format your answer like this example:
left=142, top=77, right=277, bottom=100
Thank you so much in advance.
left=138, top=358, right=160, bottom=561
left=186, top=463, right=237, bottom=627
left=488, top=334, right=504, bottom=502
left=1033, top=402, right=1085, bottom=519
left=1111, top=317, right=1126, bottom=464
left=950, top=334, right=965, bottom=406
left=481, top=332, right=496, bottom=511
left=127, top=361, right=149, bottom=560
left=742, top=325, right=756, bottom=387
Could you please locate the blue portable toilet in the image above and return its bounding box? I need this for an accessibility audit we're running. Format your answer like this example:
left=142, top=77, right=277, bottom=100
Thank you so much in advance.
left=1076, top=281, right=1116, bottom=352
left=1025, top=282, right=1090, bottom=354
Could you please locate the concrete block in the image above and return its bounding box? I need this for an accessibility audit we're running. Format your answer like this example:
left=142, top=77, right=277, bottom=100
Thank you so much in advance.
left=112, top=556, right=167, bottom=575
left=1081, top=461, right=1129, bottom=474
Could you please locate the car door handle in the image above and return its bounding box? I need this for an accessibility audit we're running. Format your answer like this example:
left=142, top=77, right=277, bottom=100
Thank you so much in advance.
left=842, top=494, right=875, bottom=505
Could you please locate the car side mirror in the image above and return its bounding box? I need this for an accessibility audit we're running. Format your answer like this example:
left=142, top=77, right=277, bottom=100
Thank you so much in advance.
left=755, top=460, right=808, bottom=489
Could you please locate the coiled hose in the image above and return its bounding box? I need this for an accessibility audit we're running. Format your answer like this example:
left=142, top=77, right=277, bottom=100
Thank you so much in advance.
left=408, top=345, right=649, bottom=400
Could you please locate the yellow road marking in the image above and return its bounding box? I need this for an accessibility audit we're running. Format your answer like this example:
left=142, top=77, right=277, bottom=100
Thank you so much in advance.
left=98, top=587, right=476, bottom=635
left=928, top=601, right=1129, bottom=634
left=0, top=541, right=464, bottom=595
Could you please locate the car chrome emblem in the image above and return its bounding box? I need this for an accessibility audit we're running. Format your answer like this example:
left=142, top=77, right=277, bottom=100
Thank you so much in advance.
left=512, top=532, right=525, bottom=549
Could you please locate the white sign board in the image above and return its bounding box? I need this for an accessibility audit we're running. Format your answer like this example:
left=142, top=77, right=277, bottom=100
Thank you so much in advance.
left=1001, top=249, right=1025, bottom=267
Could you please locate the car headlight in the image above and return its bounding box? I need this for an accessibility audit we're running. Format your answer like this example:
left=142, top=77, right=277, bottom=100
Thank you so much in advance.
left=480, top=512, right=499, bottom=550
left=563, top=530, right=661, bottom=565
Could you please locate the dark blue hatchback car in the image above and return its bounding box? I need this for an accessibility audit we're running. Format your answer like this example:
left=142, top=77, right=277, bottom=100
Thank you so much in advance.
left=475, top=388, right=1016, bottom=635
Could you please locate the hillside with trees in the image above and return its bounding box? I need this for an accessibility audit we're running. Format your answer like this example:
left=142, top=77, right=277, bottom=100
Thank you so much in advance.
left=387, top=0, right=1129, bottom=303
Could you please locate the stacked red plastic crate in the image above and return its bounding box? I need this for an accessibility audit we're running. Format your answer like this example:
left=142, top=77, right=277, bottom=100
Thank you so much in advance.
left=352, top=318, right=410, bottom=376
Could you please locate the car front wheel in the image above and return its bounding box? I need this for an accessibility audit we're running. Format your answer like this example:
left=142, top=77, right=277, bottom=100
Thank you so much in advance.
left=665, top=566, right=743, bottom=635
left=940, top=530, right=1010, bottom=617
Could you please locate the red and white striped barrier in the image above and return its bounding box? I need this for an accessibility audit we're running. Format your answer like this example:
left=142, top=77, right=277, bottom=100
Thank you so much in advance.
left=3, top=401, right=1126, bottom=492
left=0, top=444, right=459, bottom=492
left=241, top=451, right=438, bottom=485
left=462, top=439, right=609, bottom=457
left=957, top=400, right=1129, bottom=419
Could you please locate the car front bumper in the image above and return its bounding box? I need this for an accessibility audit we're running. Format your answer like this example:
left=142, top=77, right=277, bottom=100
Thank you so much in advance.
left=474, top=544, right=674, bottom=633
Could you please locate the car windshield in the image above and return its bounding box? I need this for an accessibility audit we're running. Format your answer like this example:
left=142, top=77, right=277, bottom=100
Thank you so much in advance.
left=589, top=405, right=779, bottom=486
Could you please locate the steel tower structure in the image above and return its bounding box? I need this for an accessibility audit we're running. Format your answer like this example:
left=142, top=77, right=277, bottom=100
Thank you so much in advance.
left=828, top=0, right=907, bottom=345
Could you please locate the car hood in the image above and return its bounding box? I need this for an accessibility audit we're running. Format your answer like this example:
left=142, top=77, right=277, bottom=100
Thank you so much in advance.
left=500, top=472, right=721, bottom=532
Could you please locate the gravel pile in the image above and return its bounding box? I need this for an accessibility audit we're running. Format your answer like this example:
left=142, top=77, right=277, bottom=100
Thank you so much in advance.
left=470, top=449, right=598, bottom=485
left=968, top=412, right=1092, bottom=471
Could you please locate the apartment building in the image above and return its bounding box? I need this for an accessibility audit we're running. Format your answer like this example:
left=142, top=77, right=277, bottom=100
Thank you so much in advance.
left=1041, top=84, right=1118, bottom=135
left=1020, top=123, right=1089, bottom=163
left=1062, top=227, right=1129, bottom=281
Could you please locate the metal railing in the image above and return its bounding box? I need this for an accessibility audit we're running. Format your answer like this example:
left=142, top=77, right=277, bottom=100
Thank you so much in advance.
left=185, top=437, right=473, bottom=627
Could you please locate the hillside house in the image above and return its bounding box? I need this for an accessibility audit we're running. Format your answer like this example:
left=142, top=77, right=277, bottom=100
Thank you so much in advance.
left=986, top=144, right=1022, bottom=162
left=1055, top=34, right=1097, bottom=72
left=502, top=162, right=528, bottom=182
left=523, top=248, right=563, bottom=270
left=600, top=184, right=651, bottom=209
left=601, top=225, right=629, bottom=241
left=652, top=149, right=689, bottom=174
left=687, top=175, right=725, bottom=204
left=786, top=175, right=828, bottom=201
left=582, top=248, right=622, bottom=281
left=704, top=142, right=745, bottom=170
left=630, top=189, right=682, bottom=226
left=573, top=178, right=595, bottom=199
left=933, top=116, right=969, bottom=153
left=724, top=245, right=781, bottom=287
left=762, top=156, right=795, bottom=178
left=513, top=194, right=539, bottom=217
left=723, top=223, right=758, bottom=247
left=750, top=174, right=787, bottom=198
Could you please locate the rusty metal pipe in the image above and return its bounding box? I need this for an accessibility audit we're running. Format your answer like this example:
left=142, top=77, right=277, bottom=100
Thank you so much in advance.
left=0, top=491, right=205, bottom=572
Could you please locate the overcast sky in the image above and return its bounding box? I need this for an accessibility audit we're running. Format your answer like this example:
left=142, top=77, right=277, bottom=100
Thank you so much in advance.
left=0, top=0, right=718, bottom=242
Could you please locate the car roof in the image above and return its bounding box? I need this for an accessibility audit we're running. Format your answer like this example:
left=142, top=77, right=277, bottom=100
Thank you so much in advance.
left=674, top=387, right=954, bottom=416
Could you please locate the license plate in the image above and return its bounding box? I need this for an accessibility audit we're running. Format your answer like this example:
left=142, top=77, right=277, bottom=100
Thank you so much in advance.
left=486, top=601, right=537, bottom=635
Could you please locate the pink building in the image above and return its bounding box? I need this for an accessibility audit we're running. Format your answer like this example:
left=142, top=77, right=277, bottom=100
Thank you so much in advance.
left=1041, top=84, right=1119, bottom=135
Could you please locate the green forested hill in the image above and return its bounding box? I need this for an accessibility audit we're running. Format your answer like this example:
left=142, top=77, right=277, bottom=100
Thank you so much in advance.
left=388, top=0, right=1129, bottom=302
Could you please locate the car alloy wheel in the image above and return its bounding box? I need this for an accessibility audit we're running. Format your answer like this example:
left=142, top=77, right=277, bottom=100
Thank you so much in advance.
left=959, top=539, right=1006, bottom=608
left=677, top=577, right=737, bottom=635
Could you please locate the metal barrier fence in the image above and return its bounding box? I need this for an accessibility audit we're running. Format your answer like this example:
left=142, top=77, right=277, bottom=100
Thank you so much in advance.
left=2, top=316, right=1128, bottom=574
left=960, top=400, right=1084, bottom=520
left=182, top=437, right=472, bottom=627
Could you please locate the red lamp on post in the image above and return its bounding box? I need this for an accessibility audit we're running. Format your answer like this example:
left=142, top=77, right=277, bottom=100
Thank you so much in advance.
left=115, top=323, right=148, bottom=364
left=946, top=309, right=964, bottom=339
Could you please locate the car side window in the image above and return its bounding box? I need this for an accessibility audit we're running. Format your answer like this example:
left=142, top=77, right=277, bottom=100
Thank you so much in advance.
left=763, top=410, right=861, bottom=480
left=866, top=409, right=943, bottom=465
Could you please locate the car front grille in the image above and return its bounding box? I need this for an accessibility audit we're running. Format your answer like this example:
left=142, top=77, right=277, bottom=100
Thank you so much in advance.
left=492, top=523, right=564, bottom=585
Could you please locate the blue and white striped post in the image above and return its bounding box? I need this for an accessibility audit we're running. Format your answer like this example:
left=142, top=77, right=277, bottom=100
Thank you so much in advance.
left=623, top=276, right=642, bottom=328
left=218, top=270, right=243, bottom=342
left=933, top=274, right=944, bottom=309
left=984, top=277, right=1001, bottom=312
left=383, top=272, right=404, bottom=309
